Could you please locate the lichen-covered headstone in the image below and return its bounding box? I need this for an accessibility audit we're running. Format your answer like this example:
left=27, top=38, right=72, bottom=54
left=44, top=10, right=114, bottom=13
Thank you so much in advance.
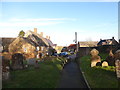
left=102, top=61, right=108, bottom=67
left=11, top=53, right=24, bottom=70
left=90, top=49, right=101, bottom=67
left=106, top=50, right=115, bottom=66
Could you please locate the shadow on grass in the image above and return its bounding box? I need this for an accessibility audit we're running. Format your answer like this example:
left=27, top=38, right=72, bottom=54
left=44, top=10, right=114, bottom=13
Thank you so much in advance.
left=2, top=57, right=67, bottom=88
left=77, top=55, right=118, bottom=88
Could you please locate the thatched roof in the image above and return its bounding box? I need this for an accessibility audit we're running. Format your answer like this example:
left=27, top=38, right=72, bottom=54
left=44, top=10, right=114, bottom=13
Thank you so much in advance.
left=8, top=37, right=37, bottom=53
left=25, top=30, right=49, bottom=47
left=44, top=38, right=54, bottom=47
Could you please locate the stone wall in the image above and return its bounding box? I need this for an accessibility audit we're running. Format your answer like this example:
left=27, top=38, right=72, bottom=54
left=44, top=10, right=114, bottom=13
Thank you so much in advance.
left=77, top=44, right=120, bottom=58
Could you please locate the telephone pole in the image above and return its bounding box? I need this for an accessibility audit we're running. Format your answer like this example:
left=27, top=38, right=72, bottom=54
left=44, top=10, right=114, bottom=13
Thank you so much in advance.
left=75, top=32, right=78, bottom=52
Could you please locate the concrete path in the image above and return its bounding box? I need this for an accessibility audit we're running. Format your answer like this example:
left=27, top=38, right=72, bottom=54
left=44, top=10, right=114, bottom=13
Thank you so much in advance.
left=57, top=61, right=89, bottom=88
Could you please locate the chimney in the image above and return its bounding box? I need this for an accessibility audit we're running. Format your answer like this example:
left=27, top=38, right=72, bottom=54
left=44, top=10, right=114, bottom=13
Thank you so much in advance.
left=48, top=36, right=50, bottom=40
left=34, top=28, right=37, bottom=33
left=112, top=37, right=114, bottom=40
left=46, top=35, right=49, bottom=39
left=40, top=32, right=43, bottom=37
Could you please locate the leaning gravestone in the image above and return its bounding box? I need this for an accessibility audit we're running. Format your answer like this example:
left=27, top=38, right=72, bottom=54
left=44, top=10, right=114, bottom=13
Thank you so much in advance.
left=90, top=49, right=101, bottom=67
left=11, top=53, right=24, bottom=70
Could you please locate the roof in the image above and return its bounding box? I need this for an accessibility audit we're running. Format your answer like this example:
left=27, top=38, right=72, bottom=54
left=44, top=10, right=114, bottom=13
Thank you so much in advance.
left=68, top=44, right=76, bottom=47
left=1, top=38, right=16, bottom=46
left=44, top=38, right=54, bottom=47
left=97, top=39, right=118, bottom=46
left=25, top=30, right=49, bottom=47
left=79, top=41, right=98, bottom=47
left=9, top=37, right=37, bottom=47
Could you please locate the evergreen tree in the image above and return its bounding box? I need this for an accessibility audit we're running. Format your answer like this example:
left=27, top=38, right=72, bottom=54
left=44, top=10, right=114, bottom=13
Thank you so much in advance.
left=18, top=30, right=25, bottom=37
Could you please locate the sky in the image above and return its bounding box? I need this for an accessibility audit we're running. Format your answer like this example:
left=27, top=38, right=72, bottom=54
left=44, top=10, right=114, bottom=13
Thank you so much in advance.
left=0, top=1, right=119, bottom=46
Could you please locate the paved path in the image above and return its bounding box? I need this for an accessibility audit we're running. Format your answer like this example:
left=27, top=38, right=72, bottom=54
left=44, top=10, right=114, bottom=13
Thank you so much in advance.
left=57, top=59, right=89, bottom=88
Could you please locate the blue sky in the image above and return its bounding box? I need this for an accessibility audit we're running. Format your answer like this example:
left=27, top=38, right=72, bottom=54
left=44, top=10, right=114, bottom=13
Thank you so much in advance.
left=0, top=2, right=118, bottom=46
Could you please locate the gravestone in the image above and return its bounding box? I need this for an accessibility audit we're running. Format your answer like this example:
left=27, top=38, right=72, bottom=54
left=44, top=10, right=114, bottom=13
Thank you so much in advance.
left=2, top=56, right=10, bottom=72
left=102, top=61, right=108, bottom=67
left=114, top=50, right=120, bottom=60
left=11, top=53, right=24, bottom=70
left=90, top=49, right=101, bottom=67
left=115, top=60, right=120, bottom=79
left=106, top=50, right=115, bottom=66
left=2, top=56, right=10, bottom=80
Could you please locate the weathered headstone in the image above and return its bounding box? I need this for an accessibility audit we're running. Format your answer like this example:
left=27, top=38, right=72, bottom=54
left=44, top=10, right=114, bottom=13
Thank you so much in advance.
left=2, top=56, right=10, bottom=80
left=106, top=50, right=115, bottom=66
left=115, top=60, right=120, bottom=78
left=11, top=53, right=24, bottom=70
left=114, top=50, right=120, bottom=60
left=90, top=49, right=101, bottom=67
left=102, top=61, right=108, bottom=67
left=114, top=50, right=120, bottom=88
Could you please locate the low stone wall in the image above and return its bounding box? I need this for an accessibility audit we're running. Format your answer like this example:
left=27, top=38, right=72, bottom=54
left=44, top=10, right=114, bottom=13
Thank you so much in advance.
left=77, top=44, right=120, bottom=58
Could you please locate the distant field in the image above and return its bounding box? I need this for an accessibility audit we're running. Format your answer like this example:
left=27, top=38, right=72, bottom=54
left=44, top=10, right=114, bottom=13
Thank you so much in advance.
left=2, top=57, right=66, bottom=88
left=78, top=53, right=118, bottom=88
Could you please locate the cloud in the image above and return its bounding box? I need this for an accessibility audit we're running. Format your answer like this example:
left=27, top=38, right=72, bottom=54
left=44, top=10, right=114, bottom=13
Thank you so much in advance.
left=0, top=22, right=64, bottom=27
left=9, top=18, right=76, bottom=22
left=0, top=18, right=76, bottom=27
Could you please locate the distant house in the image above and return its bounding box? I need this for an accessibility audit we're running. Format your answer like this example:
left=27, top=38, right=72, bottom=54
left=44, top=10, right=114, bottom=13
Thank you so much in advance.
left=79, top=41, right=98, bottom=47
left=97, top=37, right=118, bottom=46
left=68, top=44, right=77, bottom=51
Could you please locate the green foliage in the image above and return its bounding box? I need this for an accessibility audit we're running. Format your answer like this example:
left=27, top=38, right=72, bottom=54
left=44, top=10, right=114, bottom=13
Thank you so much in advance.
left=78, top=54, right=118, bottom=88
left=18, top=30, right=25, bottom=37
left=3, top=57, right=67, bottom=88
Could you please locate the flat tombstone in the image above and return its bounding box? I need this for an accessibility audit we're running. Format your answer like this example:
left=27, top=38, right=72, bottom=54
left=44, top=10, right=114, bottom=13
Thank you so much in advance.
left=115, top=60, right=120, bottom=78
left=11, top=53, right=24, bottom=70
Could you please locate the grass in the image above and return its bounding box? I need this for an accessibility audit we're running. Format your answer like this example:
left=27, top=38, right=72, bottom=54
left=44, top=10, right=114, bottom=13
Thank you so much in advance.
left=78, top=53, right=118, bottom=88
left=2, top=57, right=66, bottom=88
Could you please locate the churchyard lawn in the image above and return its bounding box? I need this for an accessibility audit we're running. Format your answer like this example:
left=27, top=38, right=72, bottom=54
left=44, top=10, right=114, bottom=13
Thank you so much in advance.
left=79, top=53, right=118, bottom=88
left=2, top=57, right=66, bottom=88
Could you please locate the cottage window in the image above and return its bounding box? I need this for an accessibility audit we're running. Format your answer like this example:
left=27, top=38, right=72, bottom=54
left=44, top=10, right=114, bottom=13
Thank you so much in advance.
left=24, top=48, right=27, bottom=52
